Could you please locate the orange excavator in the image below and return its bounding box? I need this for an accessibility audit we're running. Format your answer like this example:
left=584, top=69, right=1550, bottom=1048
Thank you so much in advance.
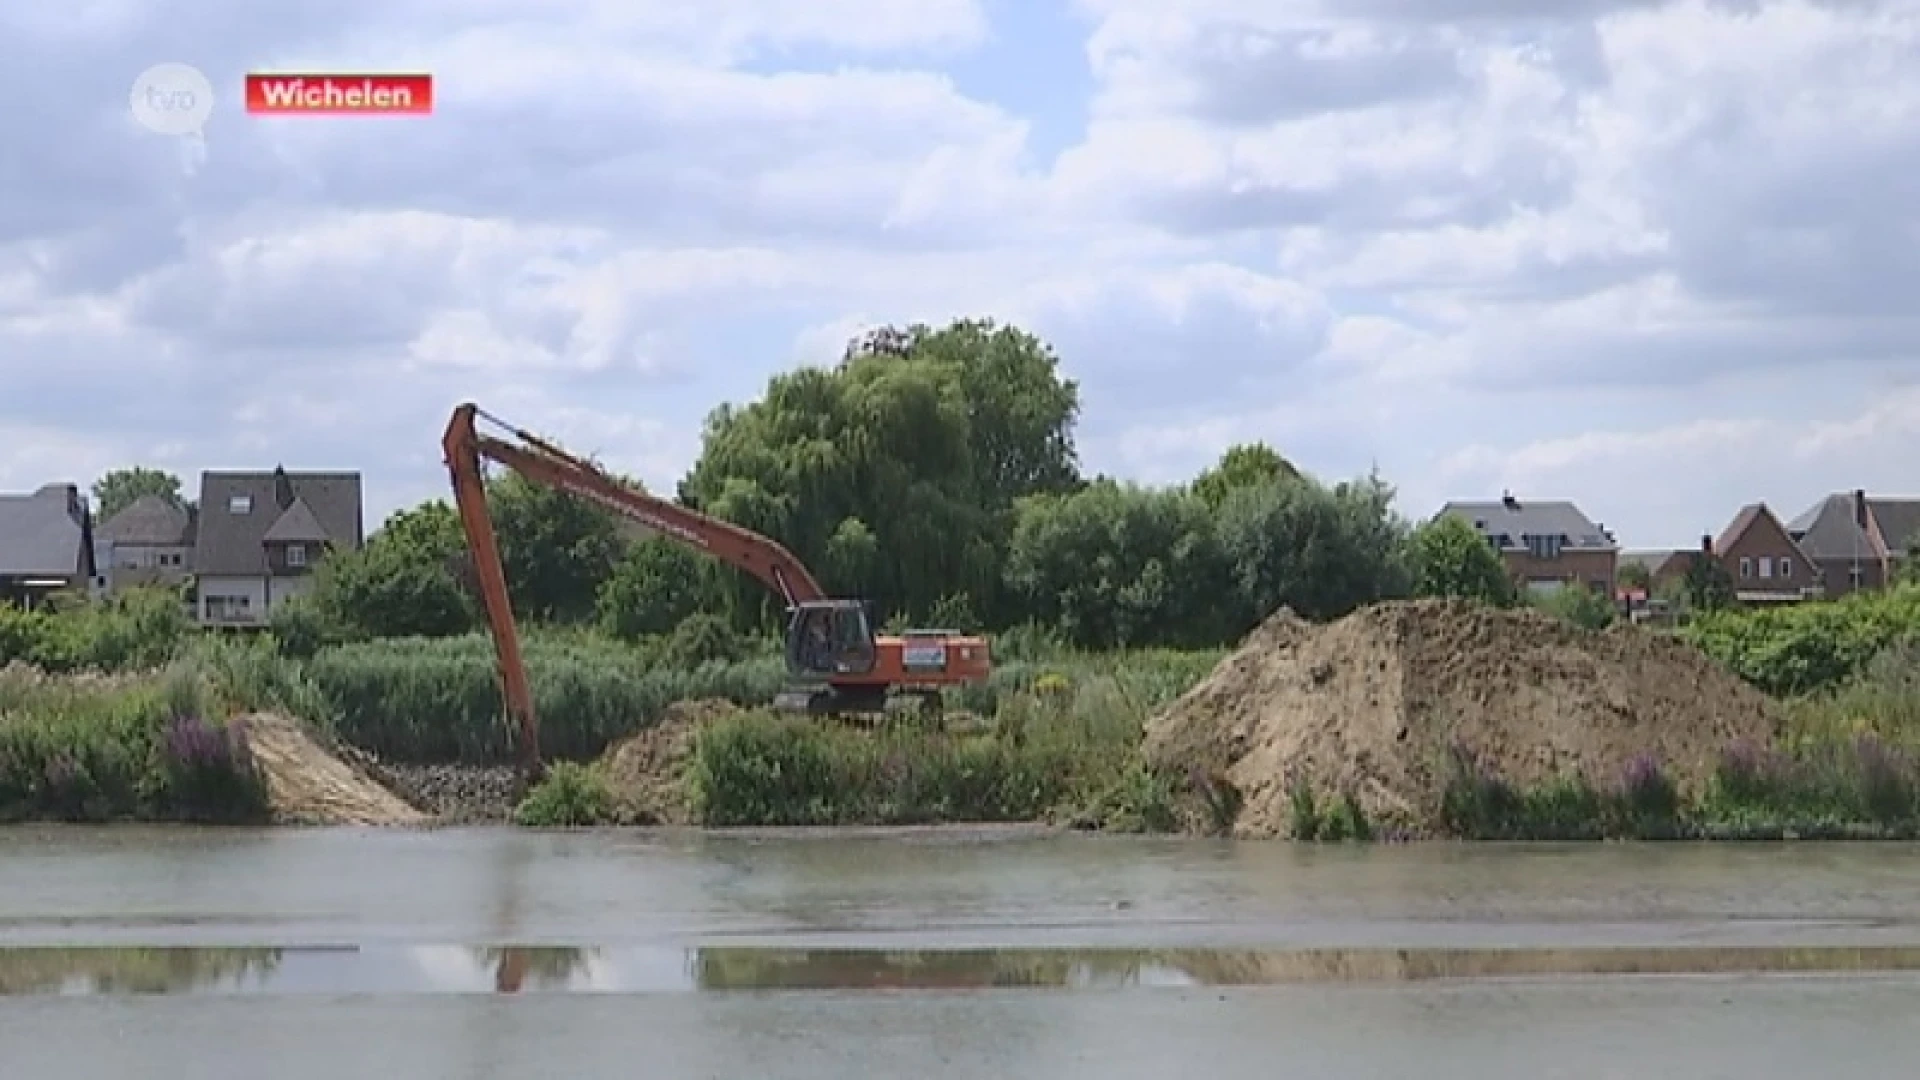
left=442, top=402, right=993, bottom=779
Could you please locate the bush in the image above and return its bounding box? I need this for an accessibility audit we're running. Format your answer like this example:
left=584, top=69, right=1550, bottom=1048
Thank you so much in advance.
left=685, top=673, right=1167, bottom=828
left=0, top=588, right=189, bottom=675
left=1686, top=584, right=1920, bottom=696
left=513, top=761, right=615, bottom=826
left=0, top=663, right=269, bottom=823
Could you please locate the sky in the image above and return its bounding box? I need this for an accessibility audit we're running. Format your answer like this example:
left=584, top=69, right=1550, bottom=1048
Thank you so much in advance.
left=2, top=0, right=1918, bottom=550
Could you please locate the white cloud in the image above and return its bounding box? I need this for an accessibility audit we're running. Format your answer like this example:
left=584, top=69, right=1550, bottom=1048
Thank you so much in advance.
left=1, top=0, right=1916, bottom=552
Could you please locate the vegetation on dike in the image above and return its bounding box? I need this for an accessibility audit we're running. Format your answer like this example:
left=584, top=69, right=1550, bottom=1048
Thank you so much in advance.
left=8, top=314, right=1918, bottom=834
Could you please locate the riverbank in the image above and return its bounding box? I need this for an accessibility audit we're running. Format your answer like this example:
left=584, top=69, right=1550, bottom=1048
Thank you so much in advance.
left=2, top=589, right=1918, bottom=838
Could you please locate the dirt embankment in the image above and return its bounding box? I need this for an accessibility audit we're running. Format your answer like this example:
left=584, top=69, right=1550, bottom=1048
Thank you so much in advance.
left=245, top=713, right=428, bottom=826
left=243, top=698, right=736, bottom=827
left=600, top=699, right=735, bottom=824
left=1145, top=598, right=1782, bottom=838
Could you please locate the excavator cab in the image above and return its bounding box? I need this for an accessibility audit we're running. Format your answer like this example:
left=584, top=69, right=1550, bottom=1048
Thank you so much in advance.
left=785, top=599, right=878, bottom=679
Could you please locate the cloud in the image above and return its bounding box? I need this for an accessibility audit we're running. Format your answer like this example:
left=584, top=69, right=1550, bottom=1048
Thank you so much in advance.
left=0, top=0, right=1916, bottom=555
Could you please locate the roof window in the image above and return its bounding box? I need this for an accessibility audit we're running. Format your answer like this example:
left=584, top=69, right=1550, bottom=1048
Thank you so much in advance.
left=228, top=494, right=252, bottom=514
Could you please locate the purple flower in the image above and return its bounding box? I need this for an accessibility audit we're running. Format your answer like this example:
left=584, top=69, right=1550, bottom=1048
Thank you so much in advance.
left=163, top=715, right=234, bottom=770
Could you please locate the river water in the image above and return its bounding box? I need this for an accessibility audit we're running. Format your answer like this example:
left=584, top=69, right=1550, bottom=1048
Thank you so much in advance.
left=4, top=827, right=1920, bottom=1078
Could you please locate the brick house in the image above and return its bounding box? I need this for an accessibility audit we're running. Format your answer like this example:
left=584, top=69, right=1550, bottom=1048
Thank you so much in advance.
left=1436, top=494, right=1619, bottom=598
left=1705, top=502, right=1821, bottom=604
left=1785, top=490, right=1920, bottom=597
left=191, top=467, right=364, bottom=626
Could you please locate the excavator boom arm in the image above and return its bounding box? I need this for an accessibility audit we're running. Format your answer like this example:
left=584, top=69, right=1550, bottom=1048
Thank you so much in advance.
left=442, top=401, right=829, bottom=778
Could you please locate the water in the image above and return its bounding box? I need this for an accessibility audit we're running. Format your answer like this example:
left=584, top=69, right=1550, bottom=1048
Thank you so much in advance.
left=5, top=826, right=1920, bottom=1077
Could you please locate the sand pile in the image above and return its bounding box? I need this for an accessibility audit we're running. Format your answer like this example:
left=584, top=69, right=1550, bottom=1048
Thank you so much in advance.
left=1144, top=598, right=1782, bottom=837
left=243, top=713, right=428, bottom=825
left=600, top=699, right=739, bottom=824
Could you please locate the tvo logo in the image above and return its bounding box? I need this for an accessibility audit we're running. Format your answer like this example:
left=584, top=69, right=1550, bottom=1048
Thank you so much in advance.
left=130, top=63, right=215, bottom=136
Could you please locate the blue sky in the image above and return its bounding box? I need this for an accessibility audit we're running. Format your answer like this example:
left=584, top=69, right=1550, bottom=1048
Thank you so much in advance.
left=2, top=0, right=1918, bottom=549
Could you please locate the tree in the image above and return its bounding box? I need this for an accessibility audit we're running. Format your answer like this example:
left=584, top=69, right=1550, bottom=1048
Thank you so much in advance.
left=1617, top=560, right=1653, bottom=592
left=1003, top=481, right=1232, bottom=649
left=680, top=319, right=1083, bottom=631
left=596, top=537, right=714, bottom=641
left=1684, top=552, right=1736, bottom=612
left=1191, top=443, right=1300, bottom=509
left=489, top=472, right=625, bottom=624
left=1212, top=472, right=1411, bottom=626
left=1408, top=514, right=1514, bottom=606
left=1898, top=537, right=1920, bottom=587
left=302, top=500, right=476, bottom=640
left=92, top=467, right=185, bottom=521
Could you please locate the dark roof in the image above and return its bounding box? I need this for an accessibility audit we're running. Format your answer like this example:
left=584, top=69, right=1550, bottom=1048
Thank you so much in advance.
left=1789, top=494, right=1877, bottom=559
left=98, top=494, right=192, bottom=546
left=262, top=497, right=332, bottom=543
left=1868, top=498, right=1920, bottom=555
left=1438, top=498, right=1616, bottom=550
left=192, top=469, right=363, bottom=575
left=0, top=483, right=91, bottom=577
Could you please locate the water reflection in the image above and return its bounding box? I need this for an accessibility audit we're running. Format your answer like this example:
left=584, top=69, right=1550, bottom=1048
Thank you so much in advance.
left=9, top=944, right=1920, bottom=996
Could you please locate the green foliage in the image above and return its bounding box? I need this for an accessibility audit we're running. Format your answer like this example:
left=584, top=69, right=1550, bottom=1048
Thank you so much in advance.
left=0, top=588, right=188, bottom=674
left=304, top=633, right=789, bottom=764
left=1438, top=745, right=1681, bottom=840
left=303, top=502, right=476, bottom=641
left=687, top=671, right=1166, bottom=828
left=1529, top=584, right=1616, bottom=630
left=1685, top=584, right=1920, bottom=696
left=513, top=761, right=615, bottom=826
left=1212, top=471, right=1411, bottom=623
left=91, top=467, right=185, bottom=521
left=681, top=319, right=1082, bottom=631
left=0, top=664, right=269, bottom=823
left=1004, top=480, right=1232, bottom=649
left=1684, top=552, right=1737, bottom=612
left=1408, top=514, right=1513, bottom=606
left=491, top=473, right=626, bottom=624
left=596, top=537, right=713, bottom=641
left=1191, top=443, right=1299, bottom=509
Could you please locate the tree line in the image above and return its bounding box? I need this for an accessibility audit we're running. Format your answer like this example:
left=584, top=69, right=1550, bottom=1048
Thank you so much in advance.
left=90, top=319, right=1563, bottom=652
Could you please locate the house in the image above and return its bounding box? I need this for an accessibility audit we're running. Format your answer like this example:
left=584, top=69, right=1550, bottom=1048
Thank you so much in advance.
left=1618, top=548, right=1692, bottom=592
left=192, top=467, right=364, bottom=626
left=92, top=495, right=196, bottom=598
left=1704, top=502, right=1820, bottom=604
left=1436, top=493, right=1619, bottom=598
left=0, top=483, right=96, bottom=609
left=1785, top=490, right=1920, bottom=597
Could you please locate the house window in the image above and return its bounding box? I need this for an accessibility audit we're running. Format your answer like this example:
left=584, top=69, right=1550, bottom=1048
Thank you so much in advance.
left=287, top=544, right=306, bottom=567
left=1780, top=558, right=1792, bottom=579
left=1739, top=556, right=1752, bottom=579
left=229, top=494, right=252, bottom=513
left=1758, top=556, right=1773, bottom=579
left=1849, top=566, right=1865, bottom=587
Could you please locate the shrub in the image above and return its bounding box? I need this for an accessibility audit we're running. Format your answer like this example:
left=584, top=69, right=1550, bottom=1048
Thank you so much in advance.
left=1686, top=584, right=1920, bottom=696
left=0, top=663, right=269, bottom=823
left=513, top=762, right=615, bottom=826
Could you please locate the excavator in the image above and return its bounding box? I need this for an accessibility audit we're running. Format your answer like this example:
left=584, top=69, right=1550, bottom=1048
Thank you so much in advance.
left=442, top=402, right=993, bottom=779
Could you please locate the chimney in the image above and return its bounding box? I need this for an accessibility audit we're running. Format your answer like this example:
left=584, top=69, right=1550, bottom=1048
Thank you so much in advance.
left=1853, top=488, right=1869, bottom=530
left=1501, top=489, right=1520, bottom=510
left=273, top=465, right=295, bottom=511
left=1701, top=533, right=1714, bottom=554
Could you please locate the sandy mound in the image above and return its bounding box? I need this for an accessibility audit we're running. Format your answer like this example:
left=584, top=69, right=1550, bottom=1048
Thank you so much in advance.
left=242, top=713, right=428, bottom=826
left=601, top=699, right=739, bottom=824
left=1145, top=599, right=1782, bottom=837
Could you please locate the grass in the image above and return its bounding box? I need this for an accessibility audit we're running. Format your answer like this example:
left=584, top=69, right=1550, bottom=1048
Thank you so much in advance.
left=0, top=662, right=270, bottom=823
left=4, top=586, right=1919, bottom=836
